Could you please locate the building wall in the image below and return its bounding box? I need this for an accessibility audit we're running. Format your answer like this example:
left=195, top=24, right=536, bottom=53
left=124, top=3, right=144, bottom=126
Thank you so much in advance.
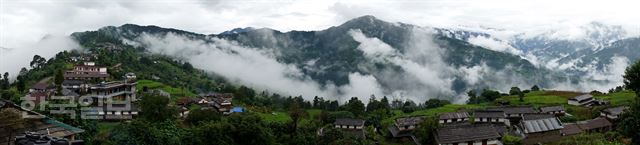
left=568, top=100, right=581, bottom=106
left=439, top=139, right=502, bottom=145
left=523, top=130, right=562, bottom=145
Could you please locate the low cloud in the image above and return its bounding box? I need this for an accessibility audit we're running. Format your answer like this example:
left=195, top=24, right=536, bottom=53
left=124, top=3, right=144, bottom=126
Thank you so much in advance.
left=0, top=35, right=79, bottom=80
left=132, top=32, right=384, bottom=103
left=549, top=56, right=629, bottom=92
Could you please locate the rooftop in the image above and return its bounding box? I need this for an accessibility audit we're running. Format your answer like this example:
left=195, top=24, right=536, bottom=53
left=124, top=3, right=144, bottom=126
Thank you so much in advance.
left=522, top=113, right=556, bottom=120
left=602, top=106, right=629, bottom=115
left=540, top=106, right=564, bottom=113
left=435, top=124, right=501, bottom=144
left=488, top=106, right=536, bottom=114
left=474, top=110, right=506, bottom=118
left=64, top=72, right=110, bottom=78
left=561, top=123, right=583, bottom=136
left=520, top=117, right=563, bottom=134
left=395, top=116, right=423, bottom=126
left=577, top=117, right=612, bottom=130
left=30, top=82, right=52, bottom=90
left=570, top=94, right=593, bottom=101
left=439, top=112, right=470, bottom=120
left=335, top=118, right=365, bottom=126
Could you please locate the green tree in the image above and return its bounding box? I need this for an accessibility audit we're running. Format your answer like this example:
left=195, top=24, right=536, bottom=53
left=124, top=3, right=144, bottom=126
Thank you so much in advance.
left=531, top=85, right=540, bottom=91
left=319, top=127, right=345, bottom=145
left=30, top=55, right=46, bottom=69
left=424, top=99, right=450, bottom=109
left=467, top=90, right=479, bottom=104
left=518, top=92, right=525, bottom=102
left=288, top=100, right=307, bottom=137
left=620, top=60, right=640, bottom=145
left=481, top=89, right=501, bottom=102
left=16, top=76, right=26, bottom=93
left=379, top=96, right=390, bottom=113
left=509, top=87, right=521, bottom=95
left=189, top=120, right=235, bottom=145
left=416, top=117, right=439, bottom=145
left=502, top=135, right=523, bottom=145
left=1, top=72, right=8, bottom=89
left=185, top=108, right=221, bottom=126
left=625, top=60, right=640, bottom=95
left=401, top=100, right=417, bottom=113
left=54, top=69, right=64, bottom=94
left=139, top=93, right=176, bottom=122
left=345, top=97, right=365, bottom=117
left=366, top=95, right=380, bottom=112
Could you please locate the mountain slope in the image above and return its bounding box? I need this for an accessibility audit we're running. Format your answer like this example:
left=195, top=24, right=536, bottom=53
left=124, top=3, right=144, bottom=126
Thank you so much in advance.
left=70, top=15, right=554, bottom=102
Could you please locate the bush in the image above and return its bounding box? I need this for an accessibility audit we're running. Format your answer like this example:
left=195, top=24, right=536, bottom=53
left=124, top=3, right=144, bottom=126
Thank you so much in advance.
left=559, top=115, right=578, bottom=123
left=502, top=135, right=522, bottom=145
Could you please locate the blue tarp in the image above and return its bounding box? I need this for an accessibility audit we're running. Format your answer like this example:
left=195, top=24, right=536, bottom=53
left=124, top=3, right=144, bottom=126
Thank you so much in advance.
left=232, top=107, right=245, bottom=113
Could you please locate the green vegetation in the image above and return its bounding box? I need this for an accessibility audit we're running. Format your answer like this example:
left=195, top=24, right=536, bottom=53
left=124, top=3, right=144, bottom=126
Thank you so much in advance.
left=595, top=90, right=637, bottom=106
left=619, top=60, right=640, bottom=145
left=550, top=133, right=626, bottom=145
left=136, top=79, right=196, bottom=101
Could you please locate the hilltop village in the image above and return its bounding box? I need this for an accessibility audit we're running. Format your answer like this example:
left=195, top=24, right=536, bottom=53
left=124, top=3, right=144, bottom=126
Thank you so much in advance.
left=0, top=47, right=639, bottom=145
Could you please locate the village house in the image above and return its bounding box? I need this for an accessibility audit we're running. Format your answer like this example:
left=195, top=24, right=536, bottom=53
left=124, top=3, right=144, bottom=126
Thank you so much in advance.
left=434, top=124, right=503, bottom=145
left=80, top=78, right=138, bottom=120
left=600, top=106, right=629, bottom=120
left=1, top=99, right=85, bottom=144
left=517, top=114, right=564, bottom=145
left=488, top=106, right=537, bottom=118
left=28, top=82, right=55, bottom=93
left=199, top=92, right=234, bottom=115
left=438, top=112, right=470, bottom=124
left=568, top=94, right=594, bottom=106
left=539, top=106, right=565, bottom=116
left=488, top=106, right=537, bottom=124
left=388, top=116, right=423, bottom=144
left=63, top=62, right=110, bottom=81
left=576, top=117, right=612, bottom=133
left=334, top=118, right=366, bottom=138
left=15, top=132, right=84, bottom=145
left=473, top=110, right=511, bottom=126
left=560, top=123, right=582, bottom=136
left=561, top=117, right=613, bottom=136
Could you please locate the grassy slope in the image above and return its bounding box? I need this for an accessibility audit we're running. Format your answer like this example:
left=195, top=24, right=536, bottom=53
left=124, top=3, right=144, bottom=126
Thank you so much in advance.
left=498, top=90, right=636, bottom=120
left=136, top=79, right=196, bottom=101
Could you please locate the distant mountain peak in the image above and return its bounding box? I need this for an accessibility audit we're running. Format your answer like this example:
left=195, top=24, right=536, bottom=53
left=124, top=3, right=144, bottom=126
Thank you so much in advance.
left=339, top=15, right=390, bottom=27
left=219, top=27, right=257, bottom=35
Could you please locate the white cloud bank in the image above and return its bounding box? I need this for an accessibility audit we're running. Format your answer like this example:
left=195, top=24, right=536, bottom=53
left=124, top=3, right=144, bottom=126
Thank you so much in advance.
left=132, top=32, right=383, bottom=103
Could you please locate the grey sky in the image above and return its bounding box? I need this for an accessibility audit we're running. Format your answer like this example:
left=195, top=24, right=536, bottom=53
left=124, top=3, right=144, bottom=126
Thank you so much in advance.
left=1, top=0, right=639, bottom=76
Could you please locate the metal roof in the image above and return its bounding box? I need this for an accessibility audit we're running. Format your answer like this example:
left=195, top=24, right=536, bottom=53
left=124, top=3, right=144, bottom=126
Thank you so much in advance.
left=540, top=106, right=564, bottom=113
left=570, top=94, right=593, bottom=101
left=439, top=112, right=470, bottom=120
left=474, top=110, right=506, bottom=118
left=335, top=118, right=365, bottom=126
left=436, top=124, right=501, bottom=144
left=522, top=117, right=563, bottom=133
left=602, top=106, right=629, bottom=115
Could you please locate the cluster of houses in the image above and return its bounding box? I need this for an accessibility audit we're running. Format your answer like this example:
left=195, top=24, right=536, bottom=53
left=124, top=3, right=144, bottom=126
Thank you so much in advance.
left=567, top=94, right=609, bottom=107
left=22, top=62, right=140, bottom=122
left=317, top=93, right=630, bottom=145
left=431, top=104, right=629, bottom=145
left=176, top=92, right=238, bottom=118
left=0, top=99, right=85, bottom=145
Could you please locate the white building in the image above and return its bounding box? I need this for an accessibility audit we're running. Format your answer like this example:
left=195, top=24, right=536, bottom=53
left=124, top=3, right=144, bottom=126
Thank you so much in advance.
left=568, top=94, right=594, bottom=106
left=474, top=110, right=510, bottom=126
left=438, top=112, right=470, bottom=124
left=435, top=124, right=503, bottom=145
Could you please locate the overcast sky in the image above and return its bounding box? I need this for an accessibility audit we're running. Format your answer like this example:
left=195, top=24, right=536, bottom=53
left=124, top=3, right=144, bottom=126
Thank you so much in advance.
left=1, top=0, right=640, bottom=75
